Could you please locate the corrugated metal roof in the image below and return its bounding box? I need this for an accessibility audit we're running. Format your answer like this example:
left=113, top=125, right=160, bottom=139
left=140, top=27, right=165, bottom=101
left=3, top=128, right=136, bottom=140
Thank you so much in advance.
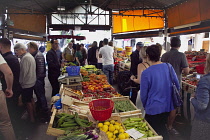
left=1, top=0, right=186, bottom=14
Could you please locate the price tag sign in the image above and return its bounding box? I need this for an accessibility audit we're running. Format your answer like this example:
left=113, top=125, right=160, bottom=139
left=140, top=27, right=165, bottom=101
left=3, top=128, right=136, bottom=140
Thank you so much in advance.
left=125, top=128, right=144, bottom=140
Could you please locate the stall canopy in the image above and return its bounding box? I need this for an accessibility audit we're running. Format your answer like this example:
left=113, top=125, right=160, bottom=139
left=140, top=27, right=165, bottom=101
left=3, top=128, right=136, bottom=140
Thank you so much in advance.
left=112, top=10, right=164, bottom=34
left=167, top=0, right=210, bottom=35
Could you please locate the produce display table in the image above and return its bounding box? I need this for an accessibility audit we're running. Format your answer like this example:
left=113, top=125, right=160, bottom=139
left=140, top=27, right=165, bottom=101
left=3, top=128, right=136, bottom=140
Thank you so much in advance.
left=48, top=65, right=163, bottom=140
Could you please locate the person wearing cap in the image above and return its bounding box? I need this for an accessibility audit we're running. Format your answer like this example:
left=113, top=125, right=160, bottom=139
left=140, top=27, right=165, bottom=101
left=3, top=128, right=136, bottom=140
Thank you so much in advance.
left=130, top=42, right=144, bottom=76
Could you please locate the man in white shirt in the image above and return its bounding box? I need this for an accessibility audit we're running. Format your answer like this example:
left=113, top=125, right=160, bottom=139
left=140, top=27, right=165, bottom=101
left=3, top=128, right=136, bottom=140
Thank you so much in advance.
left=99, top=38, right=114, bottom=85
left=0, top=54, right=16, bottom=140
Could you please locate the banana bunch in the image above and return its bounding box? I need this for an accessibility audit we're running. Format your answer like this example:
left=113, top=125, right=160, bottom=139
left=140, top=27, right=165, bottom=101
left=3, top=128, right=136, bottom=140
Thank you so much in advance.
left=62, top=66, right=67, bottom=73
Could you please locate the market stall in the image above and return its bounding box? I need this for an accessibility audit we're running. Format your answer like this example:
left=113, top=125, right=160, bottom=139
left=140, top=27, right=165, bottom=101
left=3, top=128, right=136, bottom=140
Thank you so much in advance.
left=47, top=64, right=163, bottom=140
left=181, top=51, right=208, bottom=121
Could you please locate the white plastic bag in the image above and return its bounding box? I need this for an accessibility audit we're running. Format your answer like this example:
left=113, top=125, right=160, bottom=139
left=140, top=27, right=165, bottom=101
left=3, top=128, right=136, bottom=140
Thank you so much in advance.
left=136, top=90, right=145, bottom=117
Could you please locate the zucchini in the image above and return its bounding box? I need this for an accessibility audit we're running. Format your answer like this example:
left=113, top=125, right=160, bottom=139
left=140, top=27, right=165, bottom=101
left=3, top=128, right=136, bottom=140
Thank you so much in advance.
left=60, top=123, right=78, bottom=128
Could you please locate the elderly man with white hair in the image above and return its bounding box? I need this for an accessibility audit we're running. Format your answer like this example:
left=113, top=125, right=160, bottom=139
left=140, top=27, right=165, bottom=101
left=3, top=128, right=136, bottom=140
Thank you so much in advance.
left=14, top=43, right=36, bottom=123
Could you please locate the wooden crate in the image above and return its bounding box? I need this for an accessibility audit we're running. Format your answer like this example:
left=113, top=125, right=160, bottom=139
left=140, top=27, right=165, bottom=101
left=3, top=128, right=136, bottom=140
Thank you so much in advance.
left=47, top=108, right=90, bottom=137
left=59, top=84, right=64, bottom=94
left=62, top=101, right=90, bottom=116
left=182, top=81, right=196, bottom=94
left=63, top=88, right=83, bottom=99
left=46, top=109, right=65, bottom=136
left=120, top=113, right=163, bottom=140
left=63, top=82, right=82, bottom=90
left=111, top=96, right=141, bottom=116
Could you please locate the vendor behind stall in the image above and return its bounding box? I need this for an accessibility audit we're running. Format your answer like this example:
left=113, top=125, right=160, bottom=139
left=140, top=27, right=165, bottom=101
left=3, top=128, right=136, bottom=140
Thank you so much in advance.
left=130, top=42, right=143, bottom=76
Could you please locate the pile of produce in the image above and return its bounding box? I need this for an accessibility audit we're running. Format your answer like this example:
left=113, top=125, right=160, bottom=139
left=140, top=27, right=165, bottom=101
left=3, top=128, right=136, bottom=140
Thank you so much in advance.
left=98, top=120, right=129, bottom=140
left=57, top=129, right=99, bottom=140
left=114, top=100, right=136, bottom=112
left=65, top=62, right=76, bottom=66
left=123, top=118, right=155, bottom=138
left=81, top=69, right=104, bottom=82
left=53, top=112, right=92, bottom=132
left=82, top=83, right=121, bottom=98
left=61, top=63, right=76, bottom=74
left=185, top=51, right=207, bottom=60
left=71, top=89, right=83, bottom=96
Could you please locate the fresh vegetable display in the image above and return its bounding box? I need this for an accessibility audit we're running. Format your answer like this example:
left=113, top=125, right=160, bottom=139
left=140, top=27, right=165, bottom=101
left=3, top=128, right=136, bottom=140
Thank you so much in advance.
left=57, top=129, right=100, bottom=140
left=53, top=112, right=92, bottom=131
left=98, top=120, right=129, bottom=140
left=123, top=118, right=155, bottom=138
left=61, top=62, right=77, bottom=74
left=114, top=100, right=136, bottom=112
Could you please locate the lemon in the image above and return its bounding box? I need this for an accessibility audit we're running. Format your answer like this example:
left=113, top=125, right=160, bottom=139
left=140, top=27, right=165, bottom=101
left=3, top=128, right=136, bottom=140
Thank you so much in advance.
left=114, top=130, right=119, bottom=134
left=124, top=133, right=130, bottom=138
left=109, top=124, right=114, bottom=127
left=119, top=126, right=123, bottom=129
left=119, top=129, right=125, bottom=133
left=104, top=121, right=110, bottom=126
left=118, top=133, right=126, bottom=139
left=109, top=125, right=115, bottom=132
left=113, top=135, right=116, bottom=139
left=106, top=131, right=111, bottom=135
left=103, top=125, right=108, bottom=132
left=110, top=120, right=115, bottom=124
left=114, top=125, right=120, bottom=130
left=115, top=122, right=121, bottom=126
left=109, top=138, right=114, bottom=140
left=98, top=123, right=103, bottom=128
left=107, top=132, right=113, bottom=138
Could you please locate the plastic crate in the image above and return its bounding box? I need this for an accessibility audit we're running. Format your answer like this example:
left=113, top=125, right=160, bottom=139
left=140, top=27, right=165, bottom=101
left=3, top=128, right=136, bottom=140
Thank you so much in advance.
left=196, top=64, right=205, bottom=74
left=66, top=66, right=80, bottom=76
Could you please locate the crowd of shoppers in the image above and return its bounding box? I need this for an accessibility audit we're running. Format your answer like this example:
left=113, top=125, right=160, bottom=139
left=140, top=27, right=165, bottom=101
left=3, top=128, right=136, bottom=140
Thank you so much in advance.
left=1, top=36, right=207, bottom=140
left=0, top=38, right=60, bottom=139
left=61, top=38, right=114, bottom=85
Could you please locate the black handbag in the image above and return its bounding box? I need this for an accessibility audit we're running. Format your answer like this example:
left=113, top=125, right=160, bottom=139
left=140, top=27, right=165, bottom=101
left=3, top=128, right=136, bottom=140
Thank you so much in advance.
left=166, top=63, right=183, bottom=108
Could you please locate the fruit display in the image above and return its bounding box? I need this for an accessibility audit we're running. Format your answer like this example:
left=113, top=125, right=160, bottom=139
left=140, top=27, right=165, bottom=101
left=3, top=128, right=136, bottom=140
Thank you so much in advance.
left=71, top=89, right=83, bottom=96
left=185, top=51, right=208, bottom=60
left=114, top=100, right=136, bottom=112
left=82, top=82, right=122, bottom=98
left=98, top=120, right=130, bottom=140
left=182, top=76, right=199, bottom=86
left=123, top=118, right=155, bottom=138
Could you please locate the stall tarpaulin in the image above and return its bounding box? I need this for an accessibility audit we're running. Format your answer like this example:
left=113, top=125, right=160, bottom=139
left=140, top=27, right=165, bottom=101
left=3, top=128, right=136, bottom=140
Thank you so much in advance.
left=167, top=0, right=210, bottom=28
left=112, top=10, right=164, bottom=34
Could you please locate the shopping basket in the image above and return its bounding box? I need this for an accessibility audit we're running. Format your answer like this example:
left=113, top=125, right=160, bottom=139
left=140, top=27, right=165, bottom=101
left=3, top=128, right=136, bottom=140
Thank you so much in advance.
left=89, top=99, right=114, bottom=121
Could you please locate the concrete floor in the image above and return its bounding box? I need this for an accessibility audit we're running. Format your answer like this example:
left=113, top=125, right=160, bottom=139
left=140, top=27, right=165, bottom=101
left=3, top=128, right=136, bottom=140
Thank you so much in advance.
left=15, top=77, right=57, bottom=140
left=1, top=77, right=191, bottom=140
